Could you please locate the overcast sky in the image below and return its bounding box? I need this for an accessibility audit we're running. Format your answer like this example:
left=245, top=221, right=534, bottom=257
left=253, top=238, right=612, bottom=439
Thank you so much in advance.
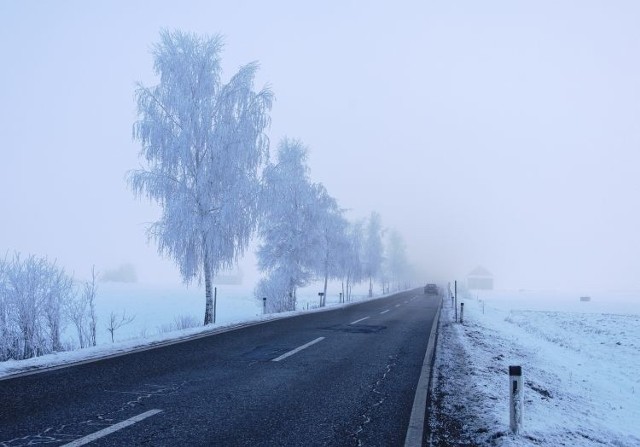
left=1, top=1, right=639, bottom=291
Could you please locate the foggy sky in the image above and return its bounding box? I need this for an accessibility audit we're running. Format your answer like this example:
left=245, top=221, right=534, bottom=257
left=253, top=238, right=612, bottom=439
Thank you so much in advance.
left=1, top=1, right=639, bottom=291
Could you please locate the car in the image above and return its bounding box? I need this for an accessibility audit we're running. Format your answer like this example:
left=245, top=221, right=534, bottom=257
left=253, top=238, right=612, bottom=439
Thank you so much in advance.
left=424, top=283, right=438, bottom=295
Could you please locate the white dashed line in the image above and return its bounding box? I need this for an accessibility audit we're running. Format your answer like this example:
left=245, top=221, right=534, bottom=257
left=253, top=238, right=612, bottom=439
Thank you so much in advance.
left=395, top=304, right=401, bottom=308
left=350, top=316, right=370, bottom=325
left=61, top=409, right=163, bottom=447
left=272, top=337, right=325, bottom=362
left=380, top=310, right=390, bottom=315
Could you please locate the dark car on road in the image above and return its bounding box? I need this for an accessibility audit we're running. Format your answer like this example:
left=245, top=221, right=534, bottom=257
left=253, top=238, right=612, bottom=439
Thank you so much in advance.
left=424, top=283, right=438, bottom=295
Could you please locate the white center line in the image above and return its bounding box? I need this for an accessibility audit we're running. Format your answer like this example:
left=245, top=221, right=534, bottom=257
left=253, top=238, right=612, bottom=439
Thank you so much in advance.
left=272, top=337, right=325, bottom=362
left=350, top=316, right=370, bottom=325
left=61, top=409, right=162, bottom=447
left=380, top=309, right=390, bottom=315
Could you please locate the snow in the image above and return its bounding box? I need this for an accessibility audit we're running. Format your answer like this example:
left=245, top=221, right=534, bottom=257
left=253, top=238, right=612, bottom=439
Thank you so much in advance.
left=5, top=282, right=639, bottom=446
left=0, top=281, right=374, bottom=380
left=430, top=288, right=640, bottom=446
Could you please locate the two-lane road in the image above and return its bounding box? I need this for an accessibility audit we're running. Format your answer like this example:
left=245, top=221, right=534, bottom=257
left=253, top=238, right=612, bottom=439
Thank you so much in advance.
left=0, top=290, right=440, bottom=446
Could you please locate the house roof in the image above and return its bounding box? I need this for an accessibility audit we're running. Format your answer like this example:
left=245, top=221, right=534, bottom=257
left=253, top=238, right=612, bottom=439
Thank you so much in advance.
left=468, top=266, right=493, bottom=277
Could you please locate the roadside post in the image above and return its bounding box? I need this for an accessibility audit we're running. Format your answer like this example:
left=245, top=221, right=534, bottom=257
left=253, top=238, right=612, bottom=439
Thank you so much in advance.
left=509, top=366, right=523, bottom=434
left=454, top=280, right=458, bottom=322
left=213, top=287, right=217, bottom=324
left=318, top=292, right=324, bottom=307
left=262, top=297, right=267, bottom=315
left=460, top=302, right=464, bottom=324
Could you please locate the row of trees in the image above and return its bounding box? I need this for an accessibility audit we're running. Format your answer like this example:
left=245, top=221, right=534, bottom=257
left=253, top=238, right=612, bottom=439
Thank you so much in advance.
left=0, top=255, right=97, bottom=361
left=254, top=139, right=412, bottom=311
left=130, top=30, right=414, bottom=322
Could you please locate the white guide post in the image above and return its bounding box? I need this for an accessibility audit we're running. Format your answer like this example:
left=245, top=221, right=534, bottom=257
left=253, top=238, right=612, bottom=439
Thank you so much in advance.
left=509, top=365, right=523, bottom=434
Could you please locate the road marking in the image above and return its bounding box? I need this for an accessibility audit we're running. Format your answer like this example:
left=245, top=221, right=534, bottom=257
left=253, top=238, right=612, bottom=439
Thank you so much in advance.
left=395, top=304, right=401, bottom=307
left=272, top=337, right=325, bottom=362
left=61, top=409, right=162, bottom=447
left=350, top=316, right=370, bottom=325
left=380, top=309, right=390, bottom=315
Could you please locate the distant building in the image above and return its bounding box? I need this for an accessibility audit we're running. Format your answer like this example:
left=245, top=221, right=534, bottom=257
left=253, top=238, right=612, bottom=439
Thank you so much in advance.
left=467, top=266, right=493, bottom=290
left=213, top=267, right=244, bottom=285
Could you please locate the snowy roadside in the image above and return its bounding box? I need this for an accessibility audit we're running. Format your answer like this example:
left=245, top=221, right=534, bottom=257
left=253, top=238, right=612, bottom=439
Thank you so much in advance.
left=429, top=290, right=640, bottom=446
left=0, top=288, right=391, bottom=381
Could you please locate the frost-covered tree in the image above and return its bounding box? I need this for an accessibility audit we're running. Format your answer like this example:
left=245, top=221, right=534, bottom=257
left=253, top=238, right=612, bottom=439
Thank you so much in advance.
left=0, top=257, right=13, bottom=360
left=1, top=254, right=74, bottom=359
left=42, top=264, right=73, bottom=352
left=66, top=266, right=98, bottom=348
left=341, top=220, right=365, bottom=302
left=313, top=184, right=349, bottom=306
left=257, top=138, right=322, bottom=311
left=363, top=212, right=384, bottom=297
left=129, top=30, right=272, bottom=325
left=255, top=271, right=292, bottom=313
left=385, top=229, right=410, bottom=291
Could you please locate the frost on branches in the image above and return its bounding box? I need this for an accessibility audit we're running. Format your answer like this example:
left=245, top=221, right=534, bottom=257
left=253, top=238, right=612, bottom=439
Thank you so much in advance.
left=363, top=212, right=384, bottom=297
left=0, top=254, right=75, bottom=360
left=129, top=30, right=272, bottom=325
left=256, top=139, right=326, bottom=311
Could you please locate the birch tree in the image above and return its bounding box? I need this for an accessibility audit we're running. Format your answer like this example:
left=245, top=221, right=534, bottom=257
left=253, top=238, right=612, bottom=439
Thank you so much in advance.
left=342, top=220, right=365, bottom=301
left=130, top=30, right=272, bottom=324
left=364, top=212, right=384, bottom=297
left=313, top=184, right=349, bottom=306
left=385, top=229, right=409, bottom=291
left=257, top=138, right=321, bottom=311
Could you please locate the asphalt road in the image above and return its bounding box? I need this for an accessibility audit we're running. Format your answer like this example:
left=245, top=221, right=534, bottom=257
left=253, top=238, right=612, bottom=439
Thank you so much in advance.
left=0, top=289, right=440, bottom=446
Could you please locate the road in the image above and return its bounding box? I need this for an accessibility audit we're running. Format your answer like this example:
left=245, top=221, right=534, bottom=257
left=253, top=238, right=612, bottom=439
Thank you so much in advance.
left=0, top=289, right=440, bottom=446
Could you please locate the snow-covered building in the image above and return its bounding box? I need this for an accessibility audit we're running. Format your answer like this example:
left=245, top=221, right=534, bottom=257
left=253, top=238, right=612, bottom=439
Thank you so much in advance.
left=467, top=266, right=493, bottom=290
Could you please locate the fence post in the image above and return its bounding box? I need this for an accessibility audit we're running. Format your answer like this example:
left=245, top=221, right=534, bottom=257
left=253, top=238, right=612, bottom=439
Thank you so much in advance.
left=460, top=302, right=464, bottom=324
left=509, top=365, right=523, bottom=434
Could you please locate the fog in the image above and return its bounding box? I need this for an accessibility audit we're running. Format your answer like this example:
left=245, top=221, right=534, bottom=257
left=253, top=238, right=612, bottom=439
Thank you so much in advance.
left=1, top=1, right=639, bottom=292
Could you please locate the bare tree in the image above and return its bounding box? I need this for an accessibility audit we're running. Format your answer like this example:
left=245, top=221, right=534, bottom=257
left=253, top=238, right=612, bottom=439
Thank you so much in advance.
left=85, top=266, right=98, bottom=346
left=106, top=310, right=135, bottom=343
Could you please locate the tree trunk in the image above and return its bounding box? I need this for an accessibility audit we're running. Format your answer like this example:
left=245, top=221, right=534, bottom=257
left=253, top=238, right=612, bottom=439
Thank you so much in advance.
left=204, top=254, right=214, bottom=325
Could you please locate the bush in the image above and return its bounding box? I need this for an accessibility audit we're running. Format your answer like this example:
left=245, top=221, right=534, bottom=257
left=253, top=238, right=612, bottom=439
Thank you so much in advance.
left=0, top=254, right=75, bottom=360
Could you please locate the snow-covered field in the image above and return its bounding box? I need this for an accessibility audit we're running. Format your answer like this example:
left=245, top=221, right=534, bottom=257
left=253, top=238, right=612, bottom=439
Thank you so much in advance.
left=430, top=289, right=640, bottom=446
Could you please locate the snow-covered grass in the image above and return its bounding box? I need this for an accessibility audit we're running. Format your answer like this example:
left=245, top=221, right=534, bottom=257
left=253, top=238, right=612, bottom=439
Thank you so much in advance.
left=430, top=289, right=640, bottom=446
left=0, top=281, right=376, bottom=380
